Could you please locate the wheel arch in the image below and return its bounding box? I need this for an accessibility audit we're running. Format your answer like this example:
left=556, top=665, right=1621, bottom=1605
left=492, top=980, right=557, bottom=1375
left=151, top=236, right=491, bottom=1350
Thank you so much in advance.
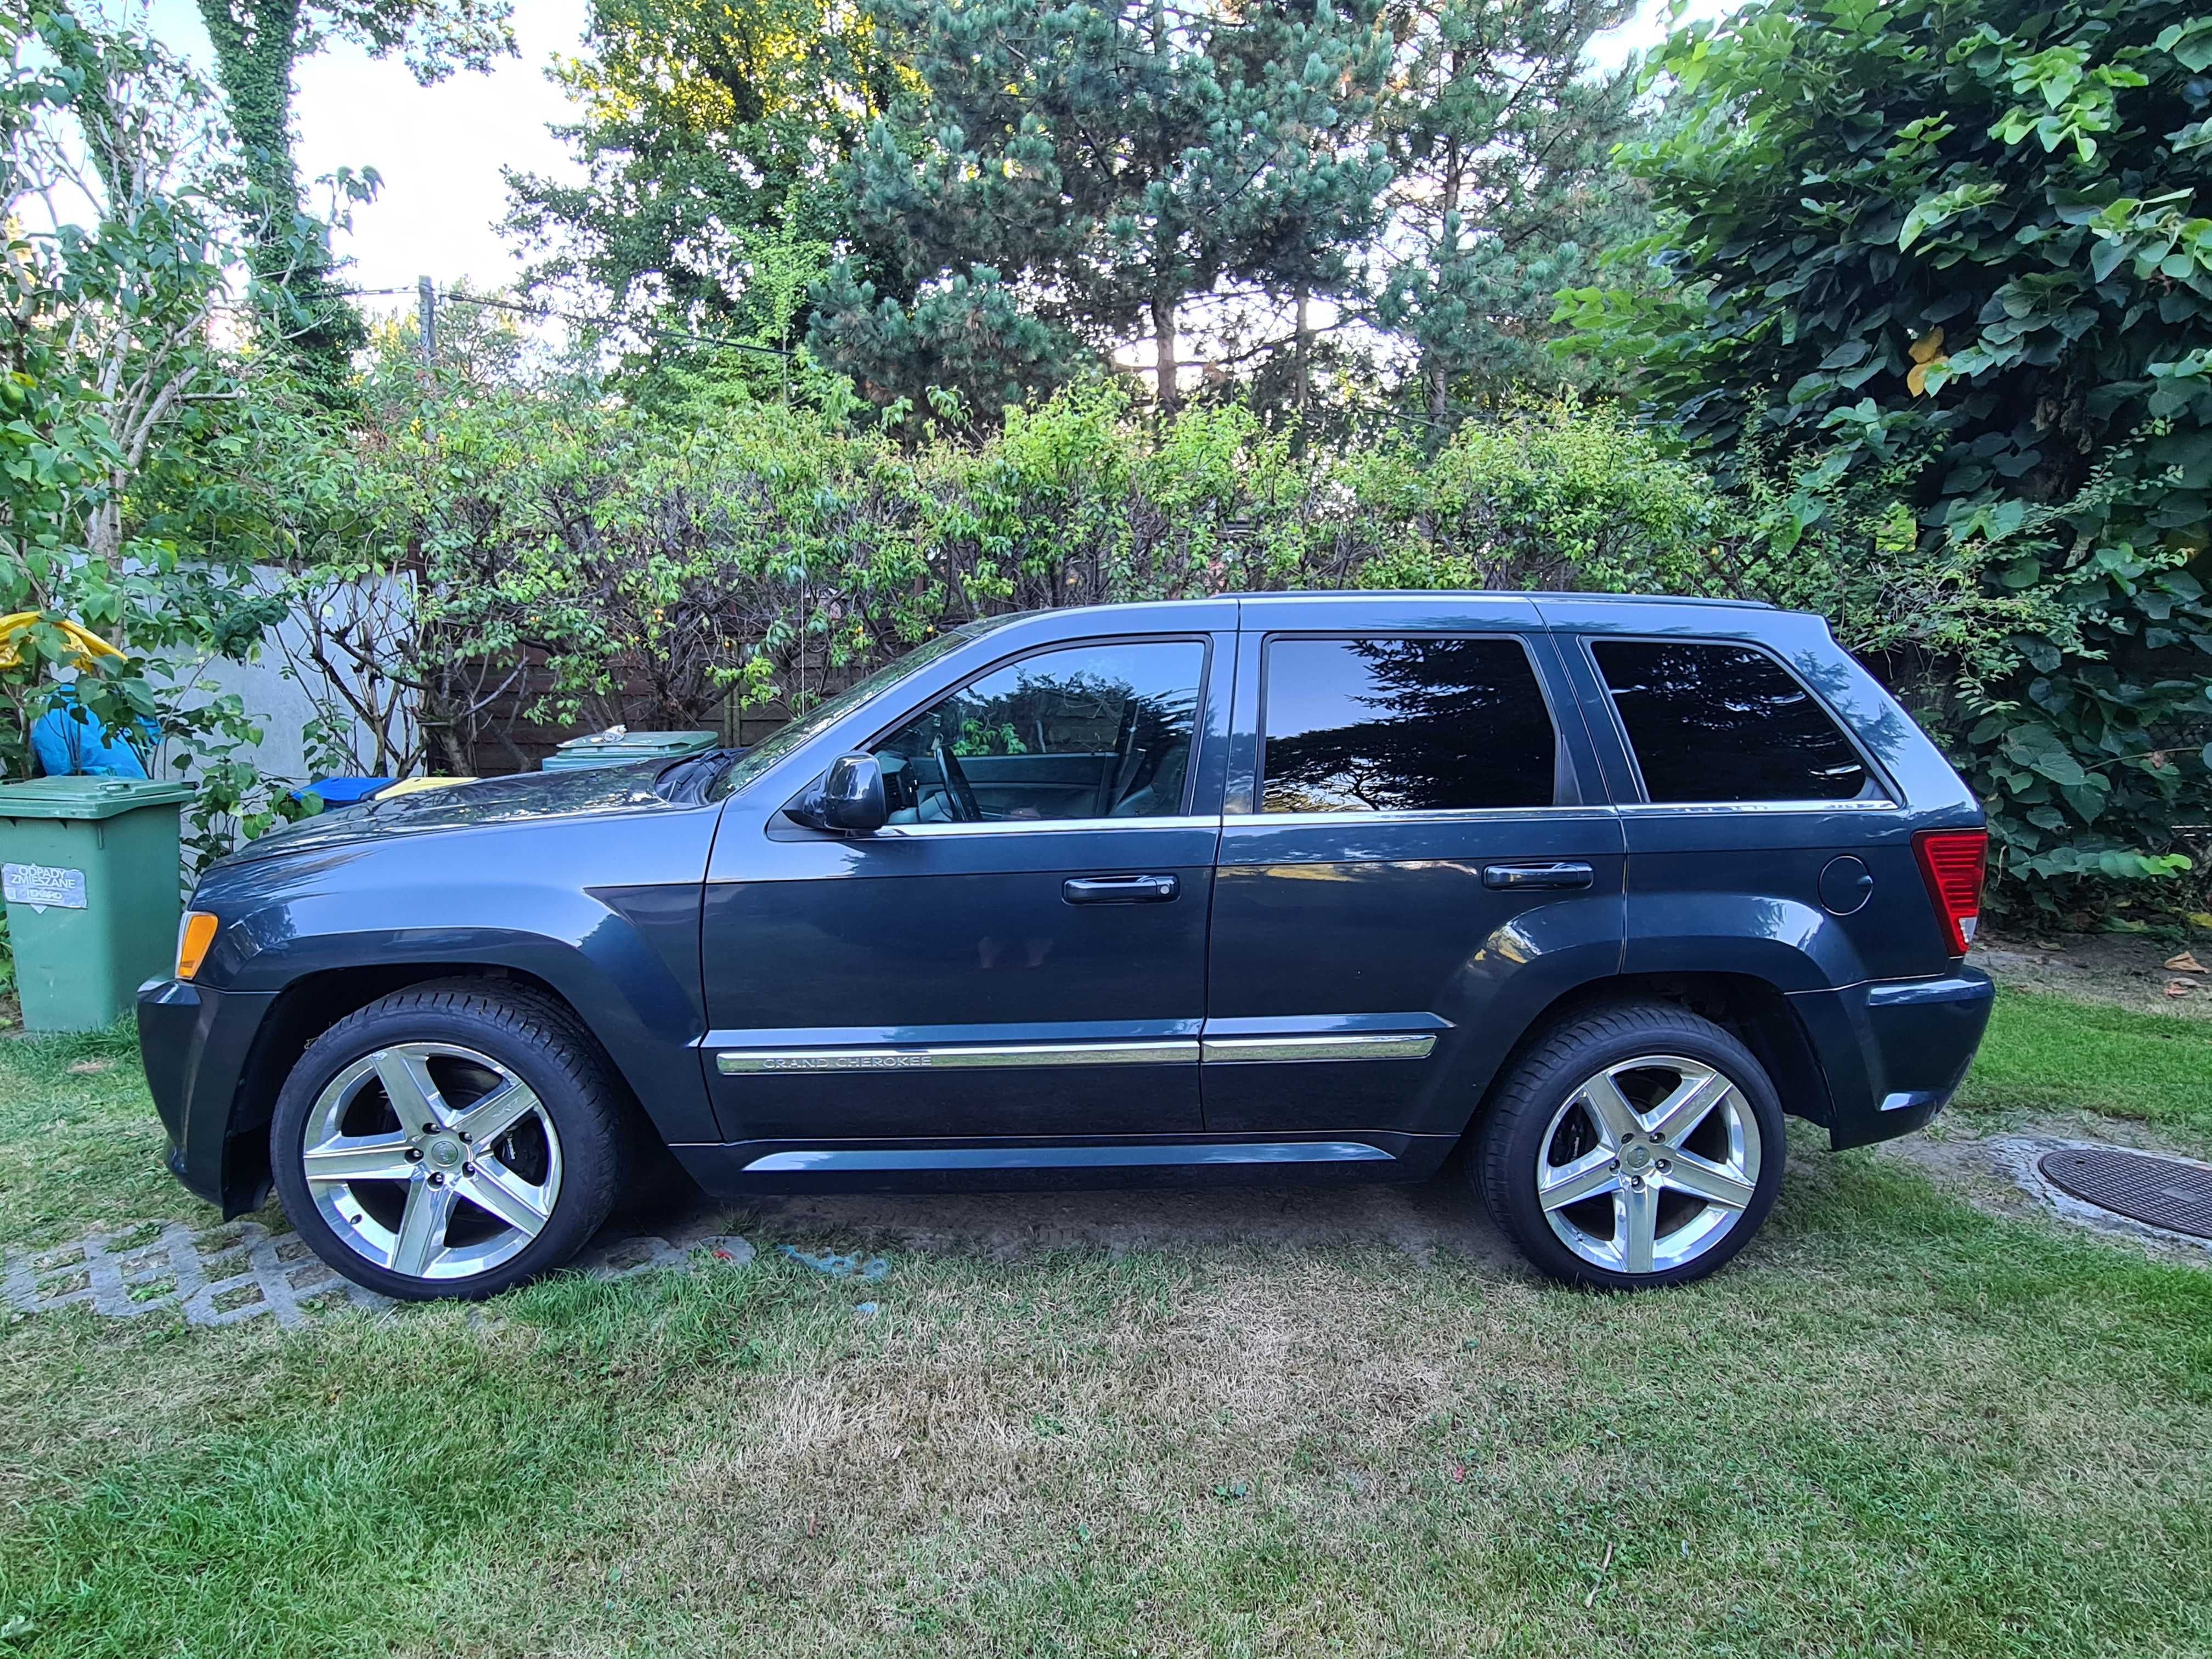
left=1458, top=970, right=1833, bottom=1142
left=217, top=962, right=651, bottom=1217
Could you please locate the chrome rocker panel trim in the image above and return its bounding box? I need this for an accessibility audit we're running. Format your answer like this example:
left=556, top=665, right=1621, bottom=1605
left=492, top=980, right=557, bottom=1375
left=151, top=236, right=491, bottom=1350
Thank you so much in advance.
left=717, top=1040, right=1199, bottom=1075
left=1200, top=1032, right=1437, bottom=1064
left=740, top=1141, right=1397, bottom=1172
left=715, top=1032, right=1438, bottom=1074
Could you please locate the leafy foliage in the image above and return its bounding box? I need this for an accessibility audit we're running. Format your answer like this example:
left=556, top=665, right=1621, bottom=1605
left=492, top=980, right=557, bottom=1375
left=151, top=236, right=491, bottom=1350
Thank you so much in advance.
left=1, top=9, right=298, bottom=862
left=311, top=362, right=1748, bottom=751
left=816, top=0, right=1395, bottom=419
left=1369, top=0, right=1650, bottom=414
left=1561, top=0, right=2212, bottom=901
left=194, top=0, right=514, bottom=383
left=504, top=0, right=894, bottom=366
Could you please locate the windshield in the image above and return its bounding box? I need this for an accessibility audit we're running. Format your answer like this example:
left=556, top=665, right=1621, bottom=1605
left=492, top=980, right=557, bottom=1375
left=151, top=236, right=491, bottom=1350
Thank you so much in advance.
left=707, top=622, right=1002, bottom=803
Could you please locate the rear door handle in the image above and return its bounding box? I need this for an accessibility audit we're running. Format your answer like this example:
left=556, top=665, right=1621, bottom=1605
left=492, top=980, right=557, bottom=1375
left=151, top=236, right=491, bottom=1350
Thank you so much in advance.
left=1481, top=861, right=1594, bottom=891
left=1064, top=874, right=1180, bottom=905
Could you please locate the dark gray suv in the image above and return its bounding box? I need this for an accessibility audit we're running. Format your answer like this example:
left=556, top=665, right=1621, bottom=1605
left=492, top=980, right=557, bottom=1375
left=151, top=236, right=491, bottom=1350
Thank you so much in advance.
left=140, top=593, right=1993, bottom=1297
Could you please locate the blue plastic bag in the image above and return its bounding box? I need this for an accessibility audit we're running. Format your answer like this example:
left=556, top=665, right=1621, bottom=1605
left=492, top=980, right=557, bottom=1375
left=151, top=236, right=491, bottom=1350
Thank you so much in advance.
left=30, top=684, right=155, bottom=778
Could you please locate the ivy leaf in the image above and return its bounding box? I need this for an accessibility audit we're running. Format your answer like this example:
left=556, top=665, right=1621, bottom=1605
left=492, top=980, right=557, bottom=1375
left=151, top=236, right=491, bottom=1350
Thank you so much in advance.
left=2156, top=19, right=2212, bottom=72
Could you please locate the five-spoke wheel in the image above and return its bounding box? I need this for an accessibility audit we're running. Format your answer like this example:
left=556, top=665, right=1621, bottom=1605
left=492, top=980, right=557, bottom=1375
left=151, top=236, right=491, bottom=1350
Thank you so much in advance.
left=1534, top=1054, right=1762, bottom=1276
left=1477, top=1002, right=1785, bottom=1289
left=301, top=1042, right=563, bottom=1283
left=269, top=982, right=624, bottom=1301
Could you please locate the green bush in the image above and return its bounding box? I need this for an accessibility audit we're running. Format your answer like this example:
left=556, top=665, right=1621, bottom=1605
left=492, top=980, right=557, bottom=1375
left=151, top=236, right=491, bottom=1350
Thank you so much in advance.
left=1560, top=0, right=2212, bottom=910
left=333, top=373, right=1741, bottom=740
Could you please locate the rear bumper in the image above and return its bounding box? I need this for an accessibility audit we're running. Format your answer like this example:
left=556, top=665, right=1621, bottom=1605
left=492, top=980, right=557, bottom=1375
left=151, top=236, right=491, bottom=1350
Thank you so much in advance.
left=1790, top=969, right=1994, bottom=1149
left=138, top=978, right=275, bottom=1215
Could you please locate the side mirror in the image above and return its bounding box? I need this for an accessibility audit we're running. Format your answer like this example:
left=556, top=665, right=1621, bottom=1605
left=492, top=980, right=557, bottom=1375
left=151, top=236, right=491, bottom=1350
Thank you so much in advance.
left=790, top=752, right=888, bottom=834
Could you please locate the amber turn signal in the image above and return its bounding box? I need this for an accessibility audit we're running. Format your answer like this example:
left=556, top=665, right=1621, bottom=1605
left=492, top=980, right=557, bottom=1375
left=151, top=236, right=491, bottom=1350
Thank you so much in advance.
left=176, top=911, right=219, bottom=980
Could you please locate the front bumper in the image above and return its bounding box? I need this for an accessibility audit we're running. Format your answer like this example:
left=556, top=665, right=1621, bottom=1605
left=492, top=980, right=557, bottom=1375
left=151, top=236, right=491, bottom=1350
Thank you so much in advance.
left=138, top=977, right=275, bottom=1215
left=1790, top=968, right=1995, bottom=1149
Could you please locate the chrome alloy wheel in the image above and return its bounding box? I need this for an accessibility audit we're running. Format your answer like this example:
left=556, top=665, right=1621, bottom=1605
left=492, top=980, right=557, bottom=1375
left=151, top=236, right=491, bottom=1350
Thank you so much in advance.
left=299, top=1042, right=563, bottom=1282
left=1534, top=1053, right=1762, bottom=1277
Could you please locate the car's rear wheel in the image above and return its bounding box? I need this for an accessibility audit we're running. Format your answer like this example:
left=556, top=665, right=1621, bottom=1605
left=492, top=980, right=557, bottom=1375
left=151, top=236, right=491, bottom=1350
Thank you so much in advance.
left=1475, top=1002, right=1784, bottom=1290
left=268, top=981, right=625, bottom=1301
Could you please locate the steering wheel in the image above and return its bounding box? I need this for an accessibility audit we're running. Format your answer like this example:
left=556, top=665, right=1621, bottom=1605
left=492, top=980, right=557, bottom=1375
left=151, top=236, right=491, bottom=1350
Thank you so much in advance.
left=930, top=733, right=983, bottom=821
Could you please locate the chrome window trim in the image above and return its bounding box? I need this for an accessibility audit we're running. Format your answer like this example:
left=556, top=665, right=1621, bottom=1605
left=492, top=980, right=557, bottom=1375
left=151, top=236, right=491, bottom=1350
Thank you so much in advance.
left=1614, top=799, right=1900, bottom=815
left=1200, top=1032, right=1437, bottom=1064
left=872, top=813, right=1223, bottom=838
left=1220, top=805, right=1619, bottom=828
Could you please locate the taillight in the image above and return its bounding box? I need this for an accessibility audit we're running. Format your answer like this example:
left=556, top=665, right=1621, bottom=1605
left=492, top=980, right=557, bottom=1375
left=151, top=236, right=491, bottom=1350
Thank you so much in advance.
left=1913, top=829, right=1987, bottom=956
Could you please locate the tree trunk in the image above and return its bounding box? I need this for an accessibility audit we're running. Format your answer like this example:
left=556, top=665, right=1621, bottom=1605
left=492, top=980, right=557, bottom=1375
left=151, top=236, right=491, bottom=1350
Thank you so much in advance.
left=1426, top=113, right=1464, bottom=422
left=196, top=0, right=304, bottom=236
left=197, top=0, right=359, bottom=391
left=1294, top=285, right=1312, bottom=415
left=1152, top=293, right=1179, bottom=414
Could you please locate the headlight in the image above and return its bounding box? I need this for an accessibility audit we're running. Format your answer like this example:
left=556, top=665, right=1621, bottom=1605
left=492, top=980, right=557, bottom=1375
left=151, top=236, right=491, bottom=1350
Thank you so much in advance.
left=175, top=911, right=219, bottom=980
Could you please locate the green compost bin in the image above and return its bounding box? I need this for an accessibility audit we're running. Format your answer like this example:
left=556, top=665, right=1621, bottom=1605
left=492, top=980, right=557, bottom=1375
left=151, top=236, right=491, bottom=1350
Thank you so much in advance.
left=0, top=776, right=191, bottom=1033
left=540, top=729, right=718, bottom=773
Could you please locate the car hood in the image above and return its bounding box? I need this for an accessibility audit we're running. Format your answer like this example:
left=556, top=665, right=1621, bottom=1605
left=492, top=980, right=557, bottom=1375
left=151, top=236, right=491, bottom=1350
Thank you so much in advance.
left=217, top=761, right=696, bottom=868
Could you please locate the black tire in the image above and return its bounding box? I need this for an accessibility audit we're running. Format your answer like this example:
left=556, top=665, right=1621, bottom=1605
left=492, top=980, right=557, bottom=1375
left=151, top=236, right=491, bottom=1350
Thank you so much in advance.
left=268, top=980, right=628, bottom=1301
left=1475, top=1001, right=1785, bottom=1290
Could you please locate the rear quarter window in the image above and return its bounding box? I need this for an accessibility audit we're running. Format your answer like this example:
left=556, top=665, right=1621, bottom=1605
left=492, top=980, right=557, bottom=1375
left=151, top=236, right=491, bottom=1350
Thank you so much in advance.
left=1591, top=638, right=1875, bottom=804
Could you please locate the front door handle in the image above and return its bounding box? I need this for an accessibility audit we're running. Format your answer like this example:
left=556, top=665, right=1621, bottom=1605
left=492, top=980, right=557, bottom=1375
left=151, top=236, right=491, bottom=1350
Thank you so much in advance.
left=1481, top=861, right=1594, bottom=891
left=1064, top=874, right=1180, bottom=905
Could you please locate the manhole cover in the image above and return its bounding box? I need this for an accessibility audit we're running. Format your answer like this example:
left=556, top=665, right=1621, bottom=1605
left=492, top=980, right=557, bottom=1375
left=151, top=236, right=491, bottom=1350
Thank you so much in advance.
left=2038, top=1148, right=2212, bottom=1240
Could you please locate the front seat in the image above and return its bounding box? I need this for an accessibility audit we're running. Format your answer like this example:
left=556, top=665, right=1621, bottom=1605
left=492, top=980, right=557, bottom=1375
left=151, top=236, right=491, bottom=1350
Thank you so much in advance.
left=1108, top=739, right=1189, bottom=817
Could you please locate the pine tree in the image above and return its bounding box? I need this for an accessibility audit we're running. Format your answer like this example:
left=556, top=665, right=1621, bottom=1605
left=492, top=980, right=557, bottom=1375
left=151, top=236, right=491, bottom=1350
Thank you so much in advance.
left=815, top=0, right=1393, bottom=417
left=1369, top=0, right=1645, bottom=416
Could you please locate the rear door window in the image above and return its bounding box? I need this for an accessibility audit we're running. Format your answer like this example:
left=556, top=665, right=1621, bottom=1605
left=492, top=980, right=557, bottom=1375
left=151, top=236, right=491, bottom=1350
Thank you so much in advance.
left=1591, top=639, right=1872, bottom=803
left=1259, top=636, right=1557, bottom=813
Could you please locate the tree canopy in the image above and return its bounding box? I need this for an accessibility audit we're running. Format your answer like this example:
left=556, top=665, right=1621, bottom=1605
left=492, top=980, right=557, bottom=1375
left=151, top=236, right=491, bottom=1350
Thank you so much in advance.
left=194, top=0, right=514, bottom=380
left=1562, top=0, right=2212, bottom=891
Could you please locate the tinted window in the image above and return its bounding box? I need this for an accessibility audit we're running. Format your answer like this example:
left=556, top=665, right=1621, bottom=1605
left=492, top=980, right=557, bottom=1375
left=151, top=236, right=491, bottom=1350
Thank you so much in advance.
left=1593, top=639, right=1870, bottom=803
left=874, top=639, right=1204, bottom=822
left=1260, top=636, right=1555, bottom=813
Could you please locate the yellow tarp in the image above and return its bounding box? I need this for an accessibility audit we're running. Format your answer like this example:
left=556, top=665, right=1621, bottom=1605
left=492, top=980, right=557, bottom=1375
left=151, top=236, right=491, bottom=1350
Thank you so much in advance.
left=0, top=613, right=126, bottom=672
left=374, top=776, right=476, bottom=798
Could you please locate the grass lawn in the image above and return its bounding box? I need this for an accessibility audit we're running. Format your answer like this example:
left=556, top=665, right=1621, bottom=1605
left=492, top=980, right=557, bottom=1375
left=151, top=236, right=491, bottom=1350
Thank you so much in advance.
left=1954, top=988, right=2212, bottom=1138
left=1, top=990, right=2209, bottom=1657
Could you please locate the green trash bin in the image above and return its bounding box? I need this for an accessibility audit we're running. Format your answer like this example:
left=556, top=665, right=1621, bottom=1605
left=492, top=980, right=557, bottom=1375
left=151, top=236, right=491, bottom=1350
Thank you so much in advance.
left=0, top=776, right=192, bottom=1032
left=540, top=729, right=719, bottom=772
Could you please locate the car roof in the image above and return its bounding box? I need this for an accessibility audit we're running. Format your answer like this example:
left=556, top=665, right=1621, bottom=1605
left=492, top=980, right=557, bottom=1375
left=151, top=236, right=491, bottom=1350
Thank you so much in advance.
left=1226, top=590, right=1775, bottom=612
left=961, top=591, right=1799, bottom=644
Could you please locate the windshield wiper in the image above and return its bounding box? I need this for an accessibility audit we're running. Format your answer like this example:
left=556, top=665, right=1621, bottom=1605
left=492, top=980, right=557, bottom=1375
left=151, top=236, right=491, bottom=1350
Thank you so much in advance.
left=654, top=747, right=744, bottom=804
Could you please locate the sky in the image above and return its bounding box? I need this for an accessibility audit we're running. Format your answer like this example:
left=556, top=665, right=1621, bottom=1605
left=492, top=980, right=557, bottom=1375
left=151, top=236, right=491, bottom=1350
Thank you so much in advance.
left=138, top=0, right=591, bottom=302
left=126, top=0, right=1713, bottom=318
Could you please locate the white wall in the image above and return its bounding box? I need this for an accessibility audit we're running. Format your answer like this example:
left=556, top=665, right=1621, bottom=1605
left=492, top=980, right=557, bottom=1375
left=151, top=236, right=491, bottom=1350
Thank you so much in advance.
left=150, top=566, right=419, bottom=788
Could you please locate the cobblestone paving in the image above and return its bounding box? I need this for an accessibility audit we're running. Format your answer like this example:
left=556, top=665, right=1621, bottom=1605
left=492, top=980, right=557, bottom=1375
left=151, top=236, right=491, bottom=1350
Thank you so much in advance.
left=3, top=1218, right=755, bottom=1329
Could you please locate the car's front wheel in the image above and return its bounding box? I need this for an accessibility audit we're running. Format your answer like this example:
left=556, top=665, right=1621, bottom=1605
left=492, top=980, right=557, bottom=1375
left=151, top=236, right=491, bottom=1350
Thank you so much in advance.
left=268, top=981, right=625, bottom=1301
left=1475, top=1002, right=1785, bottom=1290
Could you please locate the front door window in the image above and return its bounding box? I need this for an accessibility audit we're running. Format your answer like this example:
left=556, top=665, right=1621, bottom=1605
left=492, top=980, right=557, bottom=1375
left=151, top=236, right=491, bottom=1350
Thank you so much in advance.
left=874, top=639, right=1206, bottom=823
